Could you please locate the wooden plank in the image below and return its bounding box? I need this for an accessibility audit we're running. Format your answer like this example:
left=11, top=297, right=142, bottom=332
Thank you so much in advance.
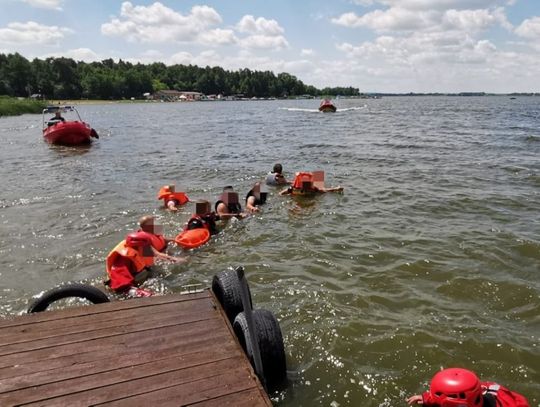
left=0, top=332, right=241, bottom=394
left=20, top=359, right=250, bottom=407
left=0, top=317, right=224, bottom=372
left=0, top=300, right=216, bottom=355
left=0, top=291, right=209, bottom=329
left=94, top=366, right=261, bottom=407
left=185, top=388, right=272, bottom=407
left=0, top=296, right=216, bottom=346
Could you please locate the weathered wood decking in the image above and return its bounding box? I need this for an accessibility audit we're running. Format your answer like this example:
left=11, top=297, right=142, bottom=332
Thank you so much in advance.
left=0, top=290, right=272, bottom=406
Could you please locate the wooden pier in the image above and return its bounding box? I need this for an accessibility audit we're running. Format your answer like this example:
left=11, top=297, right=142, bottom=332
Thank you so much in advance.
left=0, top=290, right=272, bottom=406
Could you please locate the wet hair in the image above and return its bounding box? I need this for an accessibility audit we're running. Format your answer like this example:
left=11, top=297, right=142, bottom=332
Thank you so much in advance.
left=139, top=215, right=154, bottom=229
left=223, top=186, right=234, bottom=191
left=273, top=163, right=283, bottom=174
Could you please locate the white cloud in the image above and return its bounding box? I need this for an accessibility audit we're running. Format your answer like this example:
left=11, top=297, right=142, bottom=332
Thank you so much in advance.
left=376, top=0, right=509, bottom=11
left=332, top=8, right=437, bottom=32
left=101, top=2, right=230, bottom=45
left=239, top=34, right=289, bottom=50
left=301, top=48, right=314, bottom=56
left=333, top=5, right=511, bottom=33
left=351, top=0, right=374, bottom=6
left=515, top=16, right=540, bottom=40
left=0, top=21, right=72, bottom=45
left=44, top=48, right=100, bottom=61
left=22, top=0, right=63, bottom=10
left=442, top=8, right=512, bottom=32
left=235, top=15, right=288, bottom=50
left=198, top=29, right=238, bottom=46
left=236, top=15, right=284, bottom=36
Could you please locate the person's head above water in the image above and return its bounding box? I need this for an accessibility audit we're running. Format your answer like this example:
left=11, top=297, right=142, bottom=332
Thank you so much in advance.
left=273, top=163, right=283, bottom=174
left=139, top=215, right=163, bottom=235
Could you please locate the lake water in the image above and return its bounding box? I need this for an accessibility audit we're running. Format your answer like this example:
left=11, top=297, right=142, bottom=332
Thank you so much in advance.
left=0, top=97, right=539, bottom=406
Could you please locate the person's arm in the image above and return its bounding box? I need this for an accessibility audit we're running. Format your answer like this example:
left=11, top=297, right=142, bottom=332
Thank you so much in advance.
left=166, top=200, right=178, bottom=211
left=246, top=196, right=260, bottom=213
left=406, top=395, right=423, bottom=405
left=320, top=186, right=343, bottom=193
left=216, top=203, right=242, bottom=219
left=151, top=247, right=186, bottom=263
left=279, top=187, right=292, bottom=196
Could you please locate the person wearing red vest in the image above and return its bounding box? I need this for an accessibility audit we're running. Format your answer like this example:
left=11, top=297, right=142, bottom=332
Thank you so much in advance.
left=279, top=172, right=343, bottom=196
left=407, top=368, right=530, bottom=407
left=157, top=185, right=189, bottom=211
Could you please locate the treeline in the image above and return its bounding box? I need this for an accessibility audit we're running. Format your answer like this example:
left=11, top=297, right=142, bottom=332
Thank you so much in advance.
left=0, top=53, right=359, bottom=100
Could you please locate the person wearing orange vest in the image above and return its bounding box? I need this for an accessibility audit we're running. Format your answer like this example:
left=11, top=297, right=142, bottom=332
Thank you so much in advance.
left=407, top=368, right=530, bottom=407
left=105, top=232, right=156, bottom=297
left=157, top=185, right=189, bottom=211
left=279, top=172, right=343, bottom=195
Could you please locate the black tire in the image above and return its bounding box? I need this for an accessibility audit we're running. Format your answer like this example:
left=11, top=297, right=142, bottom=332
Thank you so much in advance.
left=28, top=283, right=110, bottom=313
left=212, top=270, right=252, bottom=323
left=233, top=309, right=287, bottom=392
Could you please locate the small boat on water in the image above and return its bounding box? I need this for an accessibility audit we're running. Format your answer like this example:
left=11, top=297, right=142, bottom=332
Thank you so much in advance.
left=42, top=106, right=99, bottom=146
left=319, top=99, right=337, bottom=113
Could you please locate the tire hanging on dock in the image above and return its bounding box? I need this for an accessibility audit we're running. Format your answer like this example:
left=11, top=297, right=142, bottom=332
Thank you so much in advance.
left=211, top=269, right=253, bottom=323
left=233, top=309, right=287, bottom=392
left=27, top=283, right=110, bottom=313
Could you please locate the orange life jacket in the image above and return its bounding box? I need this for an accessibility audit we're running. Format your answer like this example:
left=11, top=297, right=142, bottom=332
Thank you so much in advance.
left=158, top=186, right=189, bottom=206
left=291, top=172, right=318, bottom=195
left=137, top=230, right=167, bottom=252
left=105, top=240, right=152, bottom=291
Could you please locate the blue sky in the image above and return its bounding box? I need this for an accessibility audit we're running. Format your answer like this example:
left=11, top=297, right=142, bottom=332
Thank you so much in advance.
left=1, top=0, right=540, bottom=92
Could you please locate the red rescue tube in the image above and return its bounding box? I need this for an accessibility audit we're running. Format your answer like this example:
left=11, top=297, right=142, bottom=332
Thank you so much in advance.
left=175, top=228, right=211, bottom=249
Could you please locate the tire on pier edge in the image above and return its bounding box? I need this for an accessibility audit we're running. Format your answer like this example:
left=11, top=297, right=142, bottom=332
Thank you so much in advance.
left=211, top=269, right=252, bottom=323
left=28, top=283, right=110, bottom=313
left=233, top=309, right=287, bottom=392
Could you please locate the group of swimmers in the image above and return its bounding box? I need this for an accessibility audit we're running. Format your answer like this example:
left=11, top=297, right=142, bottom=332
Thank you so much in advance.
left=101, top=165, right=530, bottom=406
left=104, top=163, right=343, bottom=297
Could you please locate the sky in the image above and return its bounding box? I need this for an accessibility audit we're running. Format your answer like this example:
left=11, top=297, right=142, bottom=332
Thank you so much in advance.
left=1, top=0, right=540, bottom=93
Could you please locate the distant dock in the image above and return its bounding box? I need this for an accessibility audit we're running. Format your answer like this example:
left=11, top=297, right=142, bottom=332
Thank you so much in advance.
left=0, top=290, right=272, bottom=406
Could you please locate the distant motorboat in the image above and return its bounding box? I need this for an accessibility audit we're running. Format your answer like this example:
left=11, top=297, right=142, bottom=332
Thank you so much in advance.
left=319, top=99, right=337, bottom=113
left=42, top=105, right=99, bottom=146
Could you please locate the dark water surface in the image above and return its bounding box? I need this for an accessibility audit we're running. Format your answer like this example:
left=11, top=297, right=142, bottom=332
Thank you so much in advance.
left=1, top=97, right=539, bottom=406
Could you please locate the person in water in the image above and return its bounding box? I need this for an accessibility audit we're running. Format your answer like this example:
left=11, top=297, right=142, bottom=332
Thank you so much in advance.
left=47, top=111, right=65, bottom=126
left=185, top=200, right=219, bottom=235
left=137, top=215, right=186, bottom=262
left=266, top=163, right=289, bottom=186
left=407, top=367, right=530, bottom=407
left=279, top=172, right=343, bottom=195
left=157, top=185, right=189, bottom=211
left=215, top=186, right=247, bottom=220
left=245, top=182, right=268, bottom=213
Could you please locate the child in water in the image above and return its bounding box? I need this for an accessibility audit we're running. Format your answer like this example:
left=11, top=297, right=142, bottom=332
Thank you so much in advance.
left=245, top=182, right=268, bottom=213
left=407, top=367, right=529, bottom=407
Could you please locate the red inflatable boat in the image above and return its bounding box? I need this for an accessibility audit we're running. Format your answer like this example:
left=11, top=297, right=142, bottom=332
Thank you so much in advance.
left=42, top=106, right=99, bottom=146
left=319, top=99, right=337, bottom=113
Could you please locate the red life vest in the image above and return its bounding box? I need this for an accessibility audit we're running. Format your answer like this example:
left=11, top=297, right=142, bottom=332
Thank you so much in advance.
left=482, top=382, right=530, bottom=407
left=105, top=240, right=151, bottom=292
left=136, top=230, right=167, bottom=253
left=291, top=172, right=318, bottom=195
left=157, top=186, right=189, bottom=207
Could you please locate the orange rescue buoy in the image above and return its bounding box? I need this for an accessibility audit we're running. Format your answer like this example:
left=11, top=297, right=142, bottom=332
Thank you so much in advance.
left=174, top=228, right=211, bottom=249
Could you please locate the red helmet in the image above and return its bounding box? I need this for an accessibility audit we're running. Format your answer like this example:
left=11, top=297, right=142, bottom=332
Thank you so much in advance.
left=125, top=232, right=151, bottom=248
left=429, top=368, right=483, bottom=407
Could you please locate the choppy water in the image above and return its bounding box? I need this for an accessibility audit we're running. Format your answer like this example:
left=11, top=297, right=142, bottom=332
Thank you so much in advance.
left=1, top=97, right=539, bottom=406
